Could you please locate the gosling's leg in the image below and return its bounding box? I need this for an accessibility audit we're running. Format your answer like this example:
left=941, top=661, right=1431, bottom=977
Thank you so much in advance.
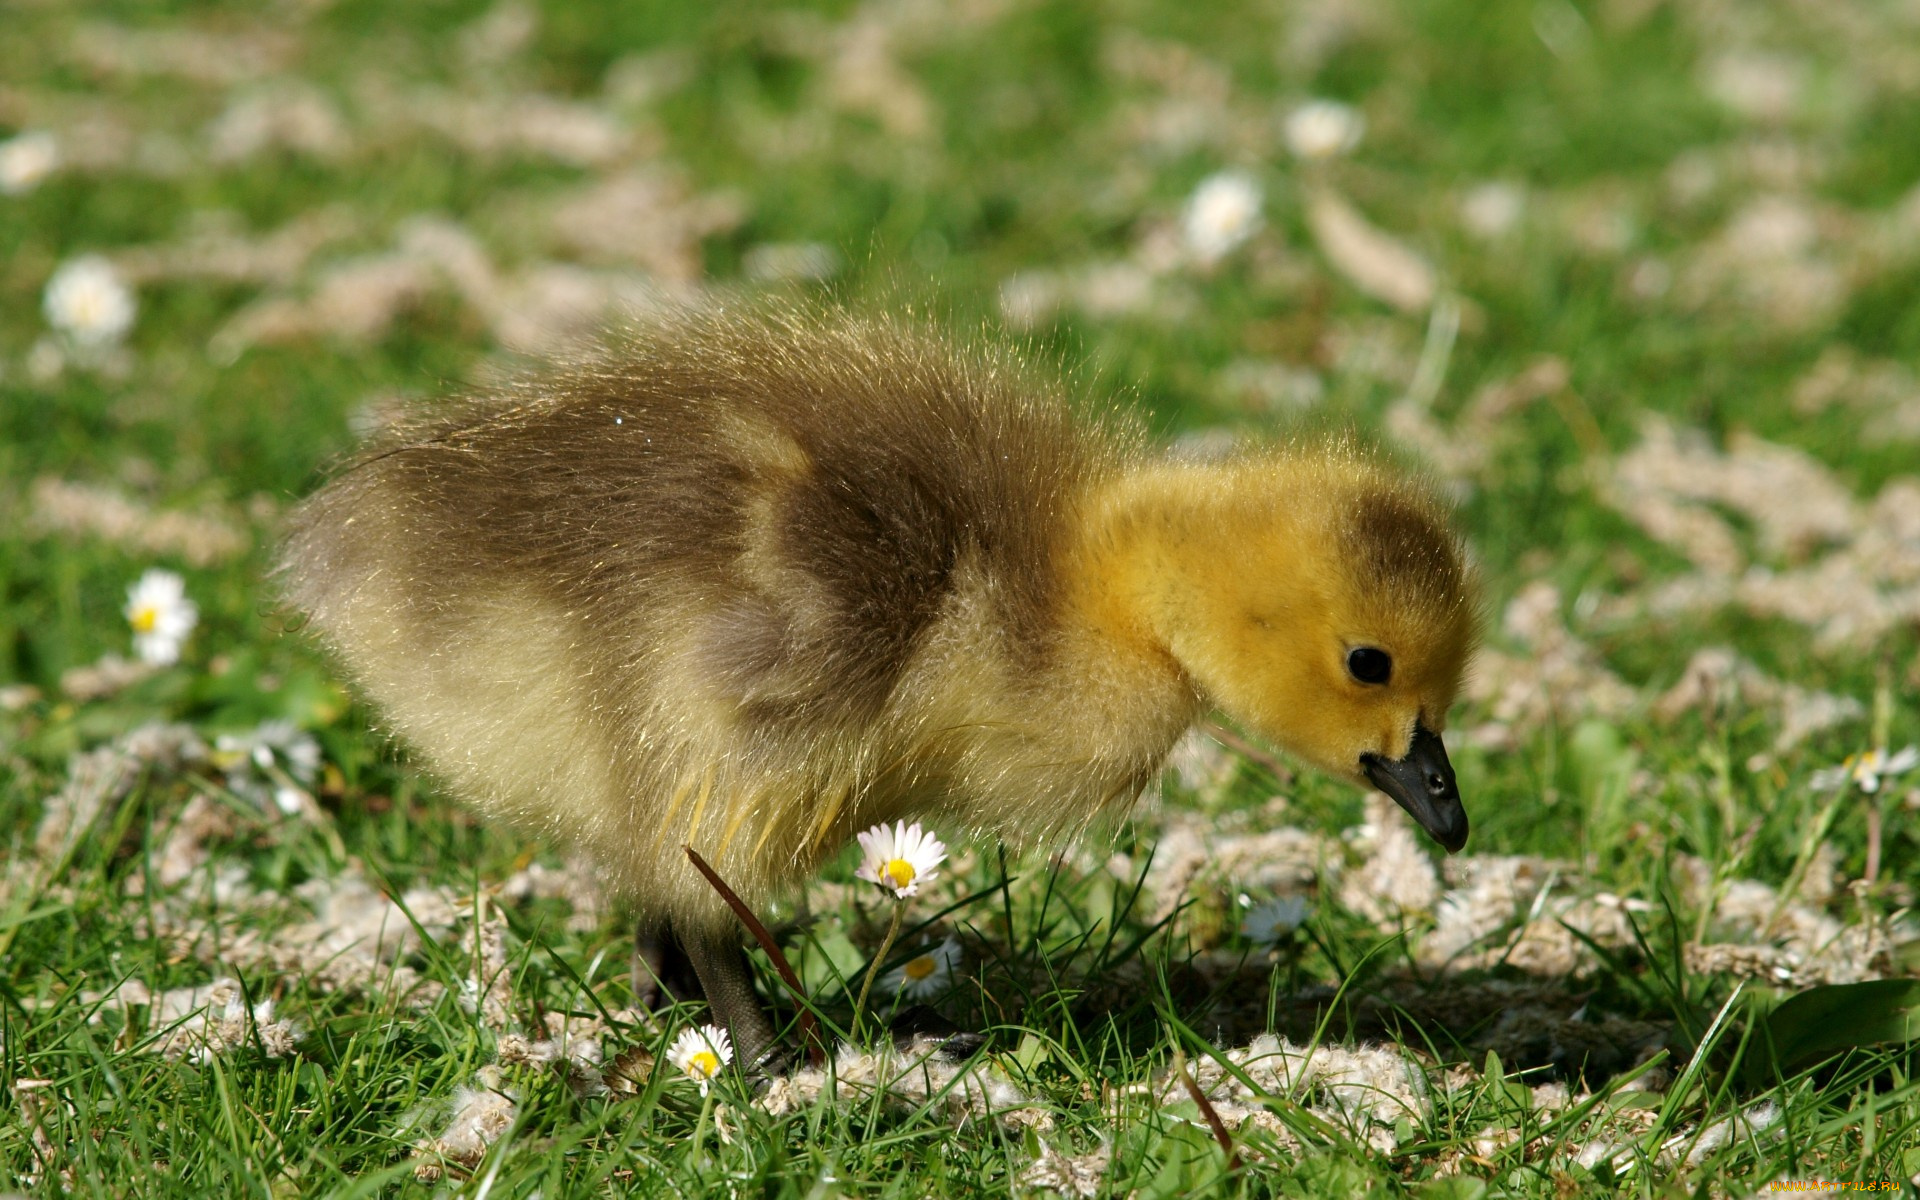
left=632, top=920, right=703, bottom=1010
left=679, top=921, right=781, bottom=1070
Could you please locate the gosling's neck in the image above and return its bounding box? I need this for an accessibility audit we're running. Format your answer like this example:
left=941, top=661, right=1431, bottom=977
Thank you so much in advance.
left=1065, top=460, right=1307, bottom=640
left=1054, top=457, right=1340, bottom=719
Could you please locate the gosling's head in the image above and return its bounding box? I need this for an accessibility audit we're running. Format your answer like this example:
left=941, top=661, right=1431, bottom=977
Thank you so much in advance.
left=1100, top=448, right=1481, bottom=850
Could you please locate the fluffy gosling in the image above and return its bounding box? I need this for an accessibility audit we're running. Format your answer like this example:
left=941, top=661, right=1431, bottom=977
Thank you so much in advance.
left=279, top=307, right=1479, bottom=1063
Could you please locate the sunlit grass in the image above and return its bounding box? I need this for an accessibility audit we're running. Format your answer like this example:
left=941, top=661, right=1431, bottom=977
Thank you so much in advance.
left=3, top=0, right=1919, bottom=1194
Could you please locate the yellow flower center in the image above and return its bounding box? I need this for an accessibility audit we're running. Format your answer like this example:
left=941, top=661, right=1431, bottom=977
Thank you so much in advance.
left=1849, top=752, right=1882, bottom=787
left=686, top=1050, right=721, bottom=1079
left=131, top=605, right=158, bottom=633
left=903, top=954, right=938, bottom=981
left=885, top=859, right=916, bottom=889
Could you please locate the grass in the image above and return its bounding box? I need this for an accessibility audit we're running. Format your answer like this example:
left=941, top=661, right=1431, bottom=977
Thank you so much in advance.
left=5, top=0, right=1920, bottom=1194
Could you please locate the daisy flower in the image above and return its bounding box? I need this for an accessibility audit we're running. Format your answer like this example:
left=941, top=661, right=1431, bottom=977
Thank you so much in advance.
left=881, top=935, right=962, bottom=1000
left=855, top=820, right=947, bottom=899
left=44, top=255, right=137, bottom=348
left=1283, top=99, right=1366, bottom=160
left=1811, top=746, right=1919, bottom=795
left=1241, top=896, right=1312, bottom=946
left=0, top=131, right=59, bottom=195
left=1181, top=171, right=1263, bottom=265
left=214, top=720, right=323, bottom=815
left=667, top=1024, right=733, bottom=1094
left=124, top=569, right=197, bottom=665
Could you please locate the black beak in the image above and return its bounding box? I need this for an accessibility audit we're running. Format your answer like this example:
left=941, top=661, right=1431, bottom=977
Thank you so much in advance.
left=1360, top=722, right=1468, bottom=853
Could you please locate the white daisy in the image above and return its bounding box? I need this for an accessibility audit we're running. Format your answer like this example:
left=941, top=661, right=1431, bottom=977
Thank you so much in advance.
left=1811, top=746, right=1920, bottom=795
left=214, top=720, right=323, bottom=815
left=1241, top=896, right=1312, bottom=946
left=855, top=820, right=947, bottom=899
left=881, top=935, right=962, bottom=999
left=0, top=131, right=59, bottom=196
left=667, top=1024, right=733, bottom=1094
left=1283, top=99, right=1366, bottom=161
left=1181, top=171, right=1263, bottom=265
left=44, top=255, right=137, bottom=348
left=124, top=569, right=197, bottom=666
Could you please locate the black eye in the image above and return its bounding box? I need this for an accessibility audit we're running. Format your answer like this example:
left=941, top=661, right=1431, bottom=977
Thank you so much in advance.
left=1347, top=647, right=1392, bottom=685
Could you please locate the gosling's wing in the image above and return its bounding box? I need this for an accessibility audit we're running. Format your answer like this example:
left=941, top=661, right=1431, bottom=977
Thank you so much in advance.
left=662, top=309, right=1128, bottom=726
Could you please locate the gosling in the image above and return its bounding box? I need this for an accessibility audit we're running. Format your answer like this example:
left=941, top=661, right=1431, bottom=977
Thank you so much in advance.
left=280, top=306, right=1479, bottom=1064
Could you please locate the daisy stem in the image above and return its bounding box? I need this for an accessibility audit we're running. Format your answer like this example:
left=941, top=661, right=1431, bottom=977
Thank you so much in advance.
left=852, top=900, right=907, bottom=1040
left=1866, top=800, right=1883, bottom=886
left=689, top=1085, right=714, bottom=1165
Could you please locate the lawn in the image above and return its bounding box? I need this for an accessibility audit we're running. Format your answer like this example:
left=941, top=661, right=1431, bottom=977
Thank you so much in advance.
left=4, top=0, right=1920, bottom=1194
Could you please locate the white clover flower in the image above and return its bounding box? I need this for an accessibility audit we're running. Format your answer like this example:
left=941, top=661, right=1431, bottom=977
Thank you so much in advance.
left=1283, top=99, right=1366, bottom=161
left=855, top=820, right=947, bottom=899
left=1181, top=170, right=1263, bottom=265
left=214, top=720, right=323, bottom=814
left=667, top=1024, right=733, bottom=1094
left=1241, top=895, right=1312, bottom=946
left=0, top=131, right=59, bottom=195
left=1811, top=746, right=1919, bottom=795
left=124, top=569, right=197, bottom=665
left=44, top=255, right=137, bottom=348
left=881, top=935, right=962, bottom=1000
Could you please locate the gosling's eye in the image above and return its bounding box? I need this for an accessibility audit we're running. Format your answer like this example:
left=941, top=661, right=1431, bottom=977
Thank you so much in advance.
left=1347, top=647, right=1392, bottom=685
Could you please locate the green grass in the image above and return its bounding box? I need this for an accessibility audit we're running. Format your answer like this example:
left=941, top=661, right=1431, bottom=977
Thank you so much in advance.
left=5, top=0, right=1920, bottom=1194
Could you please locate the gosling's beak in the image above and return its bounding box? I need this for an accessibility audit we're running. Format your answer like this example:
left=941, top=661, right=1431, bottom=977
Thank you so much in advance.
left=1360, top=722, right=1468, bottom=853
